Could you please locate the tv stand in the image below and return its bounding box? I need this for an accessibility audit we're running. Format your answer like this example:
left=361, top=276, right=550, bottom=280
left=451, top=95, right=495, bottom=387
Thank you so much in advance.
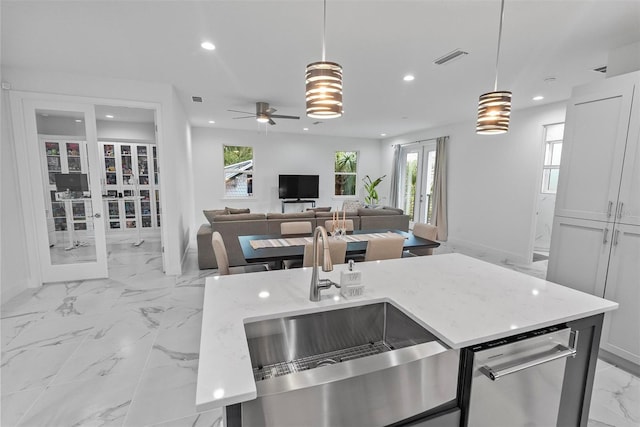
left=281, top=199, right=316, bottom=213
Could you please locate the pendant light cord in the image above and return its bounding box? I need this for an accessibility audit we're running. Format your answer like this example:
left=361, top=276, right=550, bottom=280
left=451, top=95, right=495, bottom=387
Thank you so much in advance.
left=494, top=0, right=506, bottom=91
left=322, top=0, right=327, bottom=61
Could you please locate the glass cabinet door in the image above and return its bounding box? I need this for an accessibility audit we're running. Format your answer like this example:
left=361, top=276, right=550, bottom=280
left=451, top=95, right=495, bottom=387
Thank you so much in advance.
left=121, top=144, right=133, bottom=185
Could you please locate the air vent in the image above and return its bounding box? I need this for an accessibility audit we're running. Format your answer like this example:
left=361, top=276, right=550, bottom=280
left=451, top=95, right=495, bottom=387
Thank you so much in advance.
left=192, top=96, right=203, bottom=103
left=434, top=49, right=469, bottom=65
left=593, top=66, right=607, bottom=74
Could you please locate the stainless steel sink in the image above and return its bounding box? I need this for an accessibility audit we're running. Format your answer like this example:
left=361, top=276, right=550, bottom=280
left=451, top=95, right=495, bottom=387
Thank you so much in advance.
left=242, top=301, right=459, bottom=426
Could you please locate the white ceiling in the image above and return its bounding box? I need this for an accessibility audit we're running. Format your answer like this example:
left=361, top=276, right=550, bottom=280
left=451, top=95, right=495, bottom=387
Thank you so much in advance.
left=2, top=1, right=639, bottom=138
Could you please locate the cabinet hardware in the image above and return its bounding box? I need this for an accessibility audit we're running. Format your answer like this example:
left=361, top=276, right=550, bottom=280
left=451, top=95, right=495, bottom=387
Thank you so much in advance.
left=607, top=201, right=613, bottom=218
left=603, top=228, right=609, bottom=244
left=94, top=213, right=102, bottom=218
left=617, top=201, right=624, bottom=219
left=613, top=229, right=620, bottom=246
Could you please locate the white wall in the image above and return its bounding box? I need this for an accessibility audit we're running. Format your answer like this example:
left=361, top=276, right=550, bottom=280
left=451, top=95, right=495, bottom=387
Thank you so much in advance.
left=190, top=127, right=381, bottom=242
left=1, top=67, right=189, bottom=276
left=1, top=88, right=32, bottom=302
left=380, top=101, right=567, bottom=264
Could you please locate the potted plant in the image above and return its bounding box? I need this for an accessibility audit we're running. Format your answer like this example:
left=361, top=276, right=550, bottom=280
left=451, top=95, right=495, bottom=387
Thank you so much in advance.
left=362, top=175, right=386, bottom=206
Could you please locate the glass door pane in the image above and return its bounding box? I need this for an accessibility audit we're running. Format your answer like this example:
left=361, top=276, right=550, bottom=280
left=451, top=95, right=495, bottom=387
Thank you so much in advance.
left=36, top=109, right=99, bottom=266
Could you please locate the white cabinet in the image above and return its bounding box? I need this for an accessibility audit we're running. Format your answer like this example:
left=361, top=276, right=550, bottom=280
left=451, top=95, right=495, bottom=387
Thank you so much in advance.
left=100, top=142, right=160, bottom=231
left=554, top=78, right=636, bottom=222
left=601, top=224, right=640, bottom=365
left=548, top=70, right=640, bottom=370
left=547, top=217, right=611, bottom=297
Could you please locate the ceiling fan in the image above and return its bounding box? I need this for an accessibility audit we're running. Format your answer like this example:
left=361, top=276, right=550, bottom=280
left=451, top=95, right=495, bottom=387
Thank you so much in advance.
left=228, top=102, right=300, bottom=125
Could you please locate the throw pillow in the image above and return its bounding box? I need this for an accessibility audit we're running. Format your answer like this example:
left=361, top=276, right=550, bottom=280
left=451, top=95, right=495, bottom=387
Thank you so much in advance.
left=203, top=209, right=226, bottom=225
left=225, top=207, right=250, bottom=214
left=341, top=199, right=364, bottom=213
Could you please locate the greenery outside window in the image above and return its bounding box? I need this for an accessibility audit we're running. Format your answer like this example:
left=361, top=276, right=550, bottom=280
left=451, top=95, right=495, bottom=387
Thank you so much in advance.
left=224, top=145, right=253, bottom=197
left=541, top=123, right=564, bottom=194
left=334, top=151, right=357, bottom=196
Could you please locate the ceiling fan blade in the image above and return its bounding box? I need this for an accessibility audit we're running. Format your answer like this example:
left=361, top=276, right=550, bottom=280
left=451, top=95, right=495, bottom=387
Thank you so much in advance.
left=232, top=116, right=256, bottom=119
left=227, top=109, right=255, bottom=115
left=269, top=114, right=300, bottom=120
left=268, top=118, right=276, bottom=125
left=266, top=107, right=277, bottom=114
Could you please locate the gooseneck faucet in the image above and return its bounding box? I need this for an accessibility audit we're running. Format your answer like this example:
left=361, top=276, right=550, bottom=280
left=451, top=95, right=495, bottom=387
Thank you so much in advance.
left=310, top=226, right=340, bottom=301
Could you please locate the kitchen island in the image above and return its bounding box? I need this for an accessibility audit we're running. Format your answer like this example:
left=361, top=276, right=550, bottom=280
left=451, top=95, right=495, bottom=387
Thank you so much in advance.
left=196, top=253, right=617, bottom=426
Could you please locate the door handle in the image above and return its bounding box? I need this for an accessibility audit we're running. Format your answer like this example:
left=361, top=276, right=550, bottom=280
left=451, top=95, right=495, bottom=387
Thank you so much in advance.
left=480, top=331, right=579, bottom=381
left=613, top=229, right=620, bottom=246
left=617, top=201, right=624, bottom=219
left=607, top=201, right=613, bottom=218
left=94, top=213, right=102, bottom=218
left=603, top=228, right=609, bottom=244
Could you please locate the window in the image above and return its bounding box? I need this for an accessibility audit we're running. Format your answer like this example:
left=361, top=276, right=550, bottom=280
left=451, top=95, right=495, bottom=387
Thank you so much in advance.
left=541, top=123, right=564, bottom=194
left=224, top=145, right=253, bottom=197
left=334, top=151, right=357, bottom=196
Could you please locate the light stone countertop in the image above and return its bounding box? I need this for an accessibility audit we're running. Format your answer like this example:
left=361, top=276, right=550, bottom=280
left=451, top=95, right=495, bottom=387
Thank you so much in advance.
left=196, top=253, right=617, bottom=411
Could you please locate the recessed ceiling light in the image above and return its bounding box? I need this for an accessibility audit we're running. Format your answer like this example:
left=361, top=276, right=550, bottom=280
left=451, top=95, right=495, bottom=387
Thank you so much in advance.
left=303, top=128, right=309, bottom=131
left=380, top=133, right=387, bottom=137
left=75, top=119, right=82, bottom=123
left=201, top=41, right=216, bottom=51
left=41, top=113, right=49, bottom=117
left=403, top=75, right=415, bottom=82
left=105, top=115, right=114, bottom=119
left=532, top=95, right=544, bottom=101
left=208, top=120, right=215, bottom=124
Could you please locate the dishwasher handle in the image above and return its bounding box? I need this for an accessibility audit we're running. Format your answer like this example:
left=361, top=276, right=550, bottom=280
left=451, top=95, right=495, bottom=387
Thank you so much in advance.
left=479, top=330, right=578, bottom=381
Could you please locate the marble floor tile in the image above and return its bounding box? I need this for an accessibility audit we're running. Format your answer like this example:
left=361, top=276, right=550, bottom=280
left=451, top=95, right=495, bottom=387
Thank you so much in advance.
left=151, top=408, right=224, bottom=427
left=123, top=363, right=200, bottom=426
left=589, top=360, right=640, bottom=427
left=3, top=314, right=98, bottom=352
left=17, top=373, right=138, bottom=427
left=1, top=387, right=44, bottom=427
left=1, top=341, right=81, bottom=393
left=52, top=335, right=154, bottom=385
left=1, top=311, right=46, bottom=350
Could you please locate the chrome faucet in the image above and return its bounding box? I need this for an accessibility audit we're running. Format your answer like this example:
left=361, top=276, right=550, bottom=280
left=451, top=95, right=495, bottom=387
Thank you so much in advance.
left=310, top=226, right=340, bottom=301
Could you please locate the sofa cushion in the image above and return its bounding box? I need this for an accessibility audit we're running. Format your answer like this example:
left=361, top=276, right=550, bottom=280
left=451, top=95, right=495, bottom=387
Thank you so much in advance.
left=225, top=207, right=250, bottom=214
left=266, top=211, right=316, bottom=219
left=203, top=209, right=227, bottom=225
left=357, top=207, right=401, bottom=216
left=214, top=213, right=266, bottom=221
left=382, top=206, right=404, bottom=214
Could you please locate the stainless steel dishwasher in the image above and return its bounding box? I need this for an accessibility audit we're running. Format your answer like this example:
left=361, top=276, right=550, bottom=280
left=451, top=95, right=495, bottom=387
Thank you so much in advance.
left=465, top=325, right=578, bottom=427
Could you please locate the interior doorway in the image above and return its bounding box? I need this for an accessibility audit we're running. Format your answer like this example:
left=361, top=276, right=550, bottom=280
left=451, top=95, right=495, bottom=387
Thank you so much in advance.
left=533, top=122, right=565, bottom=262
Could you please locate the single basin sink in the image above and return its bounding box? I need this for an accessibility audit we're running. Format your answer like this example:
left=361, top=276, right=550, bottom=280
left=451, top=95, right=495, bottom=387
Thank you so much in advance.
left=241, top=301, right=459, bottom=426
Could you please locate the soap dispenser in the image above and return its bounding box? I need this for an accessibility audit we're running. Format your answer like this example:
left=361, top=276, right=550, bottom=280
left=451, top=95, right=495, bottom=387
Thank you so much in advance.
left=340, top=260, right=364, bottom=298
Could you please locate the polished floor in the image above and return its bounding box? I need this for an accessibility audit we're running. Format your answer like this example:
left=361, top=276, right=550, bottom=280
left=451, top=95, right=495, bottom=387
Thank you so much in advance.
left=1, top=239, right=638, bottom=426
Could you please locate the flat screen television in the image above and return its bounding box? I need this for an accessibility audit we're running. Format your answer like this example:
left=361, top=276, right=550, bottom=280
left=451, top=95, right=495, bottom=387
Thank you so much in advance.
left=54, top=173, right=89, bottom=192
left=278, top=174, right=319, bottom=199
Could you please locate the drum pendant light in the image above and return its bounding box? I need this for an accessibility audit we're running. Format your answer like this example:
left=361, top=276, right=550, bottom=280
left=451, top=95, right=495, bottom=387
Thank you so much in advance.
left=476, top=0, right=512, bottom=134
left=306, top=0, right=343, bottom=119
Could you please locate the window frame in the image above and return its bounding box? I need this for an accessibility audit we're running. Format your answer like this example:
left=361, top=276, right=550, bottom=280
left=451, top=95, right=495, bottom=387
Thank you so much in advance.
left=334, top=150, right=358, bottom=197
left=223, top=144, right=254, bottom=199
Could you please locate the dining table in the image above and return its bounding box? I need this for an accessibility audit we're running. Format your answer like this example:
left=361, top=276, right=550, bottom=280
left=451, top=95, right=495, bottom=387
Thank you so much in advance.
left=237, top=229, right=440, bottom=266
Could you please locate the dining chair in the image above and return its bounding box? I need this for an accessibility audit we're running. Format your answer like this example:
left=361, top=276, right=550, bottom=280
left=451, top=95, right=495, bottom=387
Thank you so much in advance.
left=281, top=221, right=313, bottom=235
left=302, top=239, right=348, bottom=267
left=211, top=232, right=269, bottom=275
left=364, top=236, right=405, bottom=262
left=324, top=219, right=354, bottom=233
left=408, top=223, right=438, bottom=256
left=280, top=221, right=313, bottom=268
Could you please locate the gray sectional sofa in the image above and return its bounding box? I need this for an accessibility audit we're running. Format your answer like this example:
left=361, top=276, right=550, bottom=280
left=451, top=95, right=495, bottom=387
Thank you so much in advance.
left=197, top=207, right=410, bottom=269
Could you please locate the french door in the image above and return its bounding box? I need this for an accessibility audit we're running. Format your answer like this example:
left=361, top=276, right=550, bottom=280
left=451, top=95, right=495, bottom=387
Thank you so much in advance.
left=399, top=141, right=437, bottom=227
left=13, top=96, right=108, bottom=282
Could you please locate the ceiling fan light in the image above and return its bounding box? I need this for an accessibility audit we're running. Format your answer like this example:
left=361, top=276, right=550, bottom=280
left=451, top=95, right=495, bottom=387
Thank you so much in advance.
left=256, top=114, right=270, bottom=123
left=306, top=61, right=343, bottom=119
left=476, top=91, right=512, bottom=134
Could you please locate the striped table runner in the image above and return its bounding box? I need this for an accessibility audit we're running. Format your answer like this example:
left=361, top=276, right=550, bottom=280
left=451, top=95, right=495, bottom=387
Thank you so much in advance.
left=249, top=232, right=405, bottom=250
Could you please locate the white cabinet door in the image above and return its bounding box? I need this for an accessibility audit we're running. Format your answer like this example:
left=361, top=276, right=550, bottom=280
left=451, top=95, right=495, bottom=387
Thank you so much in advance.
left=547, top=217, right=611, bottom=297
left=617, top=85, right=640, bottom=226
left=601, top=224, right=640, bottom=365
left=555, top=84, right=634, bottom=222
